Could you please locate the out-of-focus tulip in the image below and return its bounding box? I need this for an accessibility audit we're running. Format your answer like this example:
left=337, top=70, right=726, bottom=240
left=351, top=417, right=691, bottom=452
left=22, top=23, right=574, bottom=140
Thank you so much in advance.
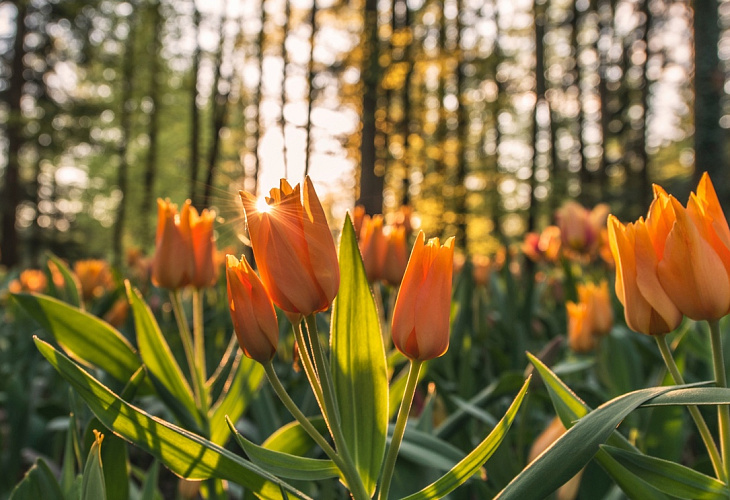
left=394, top=205, right=414, bottom=236
left=152, top=199, right=194, bottom=290
left=382, top=225, right=409, bottom=287
left=359, top=214, right=387, bottom=283
left=608, top=214, right=682, bottom=335
left=577, top=280, right=613, bottom=336
left=104, top=298, right=130, bottom=328
left=189, top=206, right=218, bottom=288
left=352, top=205, right=366, bottom=238
left=556, top=202, right=608, bottom=256
left=391, top=232, right=454, bottom=361
left=566, top=302, right=596, bottom=353
left=523, top=226, right=562, bottom=263
left=528, top=417, right=582, bottom=500
left=239, top=177, right=340, bottom=316
left=472, top=254, right=491, bottom=287
left=74, top=259, right=113, bottom=301
left=8, top=269, right=47, bottom=294
left=226, top=254, right=279, bottom=363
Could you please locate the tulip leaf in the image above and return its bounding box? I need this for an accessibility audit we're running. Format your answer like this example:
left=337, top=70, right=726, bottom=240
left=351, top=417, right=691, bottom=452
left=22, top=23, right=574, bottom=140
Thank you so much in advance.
left=13, top=293, right=142, bottom=385
left=45, top=252, right=82, bottom=308
left=226, top=416, right=341, bottom=480
left=81, top=430, right=106, bottom=500
left=9, top=459, right=64, bottom=500
left=594, top=447, right=671, bottom=500
left=260, top=417, right=329, bottom=455
left=400, top=377, right=530, bottom=500
left=640, top=386, right=730, bottom=406
left=397, top=426, right=468, bottom=471
left=600, top=445, right=730, bottom=499
left=126, top=282, right=202, bottom=429
left=34, top=337, right=313, bottom=500
left=330, top=214, right=389, bottom=496
left=208, top=350, right=265, bottom=445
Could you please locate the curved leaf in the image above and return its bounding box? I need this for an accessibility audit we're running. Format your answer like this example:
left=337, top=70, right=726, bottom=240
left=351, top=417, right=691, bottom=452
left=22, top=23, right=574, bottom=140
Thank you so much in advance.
left=9, top=459, right=64, bottom=500
left=640, top=387, right=730, bottom=407
left=261, top=417, right=329, bottom=455
left=227, top=416, right=340, bottom=480
left=330, top=214, right=389, bottom=496
left=45, top=253, right=82, bottom=307
left=82, top=430, right=106, bottom=500
left=34, top=337, right=312, bottom=500
left=401, top=377, right=530, bottom=500
left=13, top=293, right=142, bottom=384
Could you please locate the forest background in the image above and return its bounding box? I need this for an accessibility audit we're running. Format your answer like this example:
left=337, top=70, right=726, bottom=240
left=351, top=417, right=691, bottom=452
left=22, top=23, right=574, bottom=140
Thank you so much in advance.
left=0, top=0, right=726, bottom=266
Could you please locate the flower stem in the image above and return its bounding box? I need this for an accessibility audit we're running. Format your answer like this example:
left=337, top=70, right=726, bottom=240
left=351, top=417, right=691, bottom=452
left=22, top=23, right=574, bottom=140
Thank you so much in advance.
left=378, top=359, right=423, bottom=500
left=192, top=288, right=207, bottom=385
left=292, top=321, right=327, bottom=415
left=170, top=291, right=208, bottom=416
left=655, top=334, right=726, bottom=482
left=263, top=361, right=368, bottom=500
left=708, top=319, right=730, bottom=482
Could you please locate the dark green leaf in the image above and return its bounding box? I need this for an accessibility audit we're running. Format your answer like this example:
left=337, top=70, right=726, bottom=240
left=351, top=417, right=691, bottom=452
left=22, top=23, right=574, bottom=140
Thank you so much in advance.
left=9, top=459, right=65, bottom=500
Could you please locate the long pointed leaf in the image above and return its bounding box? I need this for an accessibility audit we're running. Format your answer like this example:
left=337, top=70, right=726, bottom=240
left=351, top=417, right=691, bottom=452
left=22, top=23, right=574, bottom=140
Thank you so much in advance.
left=401, top=377, right=530, bottom=500
left=46, top=253, right=82, bottom=307
left=13, top=293, right=141, bottom=384
left=34, top=337, right=311, bottom=500
left=330, top=214, right=389, bottom=496
left=601, top=445, right=730, bottom=499
left=9, top=459, right=64, bottom=500
left=81, top=430, right=106, bottom=500
left=227, top=417, right=340, bottom=480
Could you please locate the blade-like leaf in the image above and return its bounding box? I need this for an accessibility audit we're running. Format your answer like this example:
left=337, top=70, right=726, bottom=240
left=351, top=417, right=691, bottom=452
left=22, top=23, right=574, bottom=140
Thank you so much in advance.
left=330, top=214, right=389, bottom=496
left=640, top=387, right=730, bottom=406
left=209, top=351, right=265, bottom=446
left=397, top=427, right=467, bottom=471
left=594, top=447, right=670, bottom=500
left=261, top=417, right=329, bottom=455
left=84, top=420, right=128, bottom=500
left=34, top=337, right=311, bottom=500
left=140, top=460, right=161, bottom=500
left=401, top=377, right=530, bottom=500
left=13, top=293, right=141, bottom=384
left=496, top=364, right=684, bottom=499
left=9, top=459, right=65, bottom=500
left=601, top=445, right=730, bottom=499
left=46, top=253, right=82, bottom=307
left=227, top=416, right=340, bottom=480
left=81, top=430, right=106, bottom=500
left=126, top=283, right=200, bottom=427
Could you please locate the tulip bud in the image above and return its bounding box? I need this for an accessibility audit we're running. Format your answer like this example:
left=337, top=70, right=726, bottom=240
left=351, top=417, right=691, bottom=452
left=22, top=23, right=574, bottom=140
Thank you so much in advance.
left=391, top=232, right=455, bottom=361
left=359, top=214, right=387, bottom=283
left=382, top=225, right=409, bottom=287
left=152, top=199, right=194, bottom=290
left=226, top=254, right=279, bottom=363
left=567, top=302, right=596, bottom=353
left=189, top=206, right=218, bottom=288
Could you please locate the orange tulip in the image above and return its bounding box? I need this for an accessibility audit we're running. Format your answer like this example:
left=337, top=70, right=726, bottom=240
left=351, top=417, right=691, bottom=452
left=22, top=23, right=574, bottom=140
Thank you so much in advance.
left=566, top=302, right=596, bottom=353
left=152, top=199, right=194, bottom=290
left=528, top=417, right=582, bottom=500
left=189, top=206, right=218, bottom=288
left=226, top=254, right=279, bottom=363
left=359, top=214, right=387, bottom=283
left=239, top=177, right=340, bottom=316
left=391, top=232, right=455, bottom=361
left=577, top=280, right=613, bottom=336
left=8, top=269, right=47, bottom=294
left=382, top=225, right=409, bottom=287
left=352, top=205, right=366, bottom=238
left=74, top=259, right=113, bottom=301
left=608, top=214, right=682, bottom=335
left=556, top=202, right=608, bottom=256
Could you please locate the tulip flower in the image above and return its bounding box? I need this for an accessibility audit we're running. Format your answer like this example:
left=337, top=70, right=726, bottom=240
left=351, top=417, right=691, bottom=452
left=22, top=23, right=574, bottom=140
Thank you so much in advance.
left=152, top=199, right=194, bottom=290
left=608, top=214, right=682, bottom=335
left=239, top=177, right=340, bottom=316
left=528, top=417, right=582, bottom=500
left=8, top=269, right=48, bottom=294
left=577, top=280, right=613, bottom=336
left=226, top=254, right=279, bottom=363
left=391, top=232, right=454, bottom=361
left=382, top=225, right=409, bottom=287
left=556, top=202, right=608, bottom=256
left=74, top=259, right=113, bottom=301
left=359, top=214, right=387, bottom=283
left=566, top=302, right=596, bottom=353
left=189, top=206, right=218, bottom=288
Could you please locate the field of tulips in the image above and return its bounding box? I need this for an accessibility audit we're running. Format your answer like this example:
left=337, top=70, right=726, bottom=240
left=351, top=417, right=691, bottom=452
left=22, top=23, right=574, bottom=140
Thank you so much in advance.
left=3, top=174, right=730, bottom=500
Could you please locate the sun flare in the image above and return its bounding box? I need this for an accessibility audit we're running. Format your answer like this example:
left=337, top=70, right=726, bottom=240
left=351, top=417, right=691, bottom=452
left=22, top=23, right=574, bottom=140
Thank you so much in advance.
left=256, top=197, right=272, bottom=214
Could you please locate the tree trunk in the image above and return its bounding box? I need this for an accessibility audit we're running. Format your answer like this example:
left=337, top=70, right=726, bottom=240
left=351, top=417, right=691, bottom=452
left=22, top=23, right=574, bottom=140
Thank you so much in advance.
left=455, top=0, right=468, bottom=248
left=1, top=1, right=27, bottom=268
left=280, top=0, right=290, bottom=177
left=189, top=1, right=202, bottom=204
left=304, top=0, right=318, bottom=176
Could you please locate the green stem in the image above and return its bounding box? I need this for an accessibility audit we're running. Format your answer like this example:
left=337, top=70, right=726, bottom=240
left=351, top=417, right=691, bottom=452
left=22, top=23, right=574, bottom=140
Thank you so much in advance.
left=170, top=291, right=208, bottom=416
left=378, top=359, right=423, bottom=500
left=708, top=319, right=730, bottom=482
left=656, top=334, right=726, bottom=482
left=292, top=321, right=327, bottom=415
left=263, top=362, right=368, bottom=500
left=193, top=288, right=207, bottom=385
left=303, top=314, right=369, bottom=500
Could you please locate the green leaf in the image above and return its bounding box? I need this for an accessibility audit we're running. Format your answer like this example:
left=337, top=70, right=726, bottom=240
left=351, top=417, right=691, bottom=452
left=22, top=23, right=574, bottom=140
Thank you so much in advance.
left=9, top=459, right=65, bottom=500
left=227, top=416, right=340, bottom=480
left=126, top=283, right=201, bottom=428
left=81, top=430, right=106, bottom=500
left=640, top=386, right=730, bottom=406
left=46, top=253, right=82, bottom=307
left=84, top=421, right=128, bottom=500
left=594, top=447, right=669, bottom=500
left=401, top=377, right=530, bottom=500
left=330, top=214, right=389, bottom=496
left=397, top=427, right=467, bottom=471
left=389, top=362, right=427, bottom=420
left=34, top=337, right=312, bottom=500
left=260, top=417, right=329, bottom=455
left=61, top=413, right=80, bottom=497
left=208, top=351, right=265, bottom=445
left=601, top=445, right=730, bottom=499
left=496, top=359, right=685, bottom=499
left=13, top=293, right=141, bottom=384
left=139, top=460, right=161, bottom=500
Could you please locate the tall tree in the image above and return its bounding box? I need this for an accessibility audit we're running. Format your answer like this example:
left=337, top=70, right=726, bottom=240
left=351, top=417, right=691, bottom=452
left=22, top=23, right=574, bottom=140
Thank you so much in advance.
left=304, top=0, right=318, bottom=176
left=189, top=0, right=202, bottom=203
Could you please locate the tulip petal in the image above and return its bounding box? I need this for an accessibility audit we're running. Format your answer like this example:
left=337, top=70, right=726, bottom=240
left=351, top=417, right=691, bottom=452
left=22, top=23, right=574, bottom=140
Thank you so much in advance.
left=391, top=232, right=425, bottom=355
left=413, top=239, right=453, bottom=359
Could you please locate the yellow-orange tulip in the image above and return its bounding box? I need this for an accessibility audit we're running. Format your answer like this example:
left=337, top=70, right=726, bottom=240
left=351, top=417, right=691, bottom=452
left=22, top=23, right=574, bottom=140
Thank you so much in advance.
left=74, top=259, right=113, bottom=301
left=8, top=269, right=47, bottom=294
left=566, top=302, right=596, bottom=353
left=359, top=214, right=387, bottom=283
left=391, top=232, right=454, bottom=361
left=152, top=199, right=194, bottom=290
left=382, top=225, right=409, bottom=287
left=528, top=417, right=582, bottom=500
left=556, top=202, right=608, bottom=256
left=577, top=280, right=613, bottom=336
left=239, top=177, right=340, bottom=316
left=226, top=254, right=279, bottom=363
left=189, top=206, right=218, bottom=288
left=608, top=214, right=682, bottom=335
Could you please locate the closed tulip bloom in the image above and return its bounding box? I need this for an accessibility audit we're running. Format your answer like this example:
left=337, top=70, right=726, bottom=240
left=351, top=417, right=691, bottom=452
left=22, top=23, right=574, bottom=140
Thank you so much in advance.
left=189, top=206, right=218, bottom=288
left=608, top=215, right=682, bottom=335
left=577, top=281, right=613, bottom=336
left=74, top=259, right=113, bottom=300
left=359, top=214, right=387, bottom=283
left=391, top=232, right=455, bottom=361
left=239, top=177, right=340, bottom=316
left=556, top=202, right=592, bottom=251
left=567, top=302, right=596, bottom=352
left=226, top=255, right=279, bottom=363
left=382, top=225, right=409, bottom=287
left=152, top=199, right=194, bottom=290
